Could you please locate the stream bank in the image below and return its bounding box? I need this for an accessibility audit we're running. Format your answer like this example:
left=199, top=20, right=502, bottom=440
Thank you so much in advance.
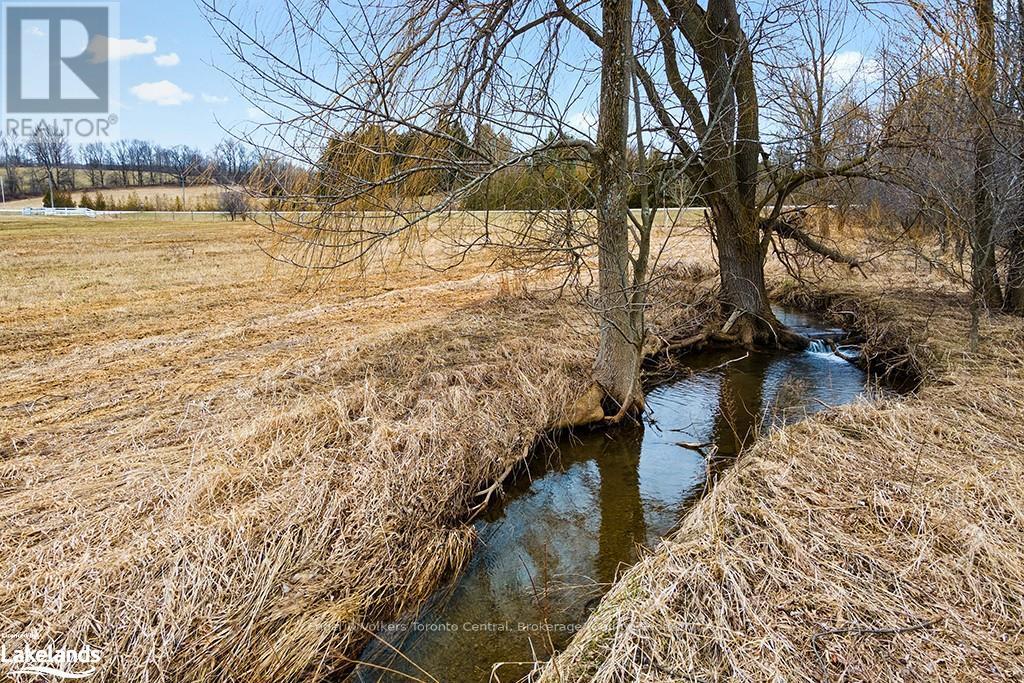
left=538, top=279, right=1024, bottom=682
left=350, top=308, right=896, bottom=682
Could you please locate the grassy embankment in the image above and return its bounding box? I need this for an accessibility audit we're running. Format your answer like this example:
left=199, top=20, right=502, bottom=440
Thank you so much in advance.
left=540, top=254, right=1024, bottom=682
left=0, top=213, right=711, bottom=681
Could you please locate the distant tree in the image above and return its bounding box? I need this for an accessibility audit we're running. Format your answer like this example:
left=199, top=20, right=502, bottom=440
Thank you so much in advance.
left=152, top=145, right=172, bottom=183
left=28, top=123, right=72, bottom=196
left=168, top=145, right=204, bottom=194
left=82, top=142, right=109, bottom=187
left=0, top=134, right=23, bottom=197
left=111, top=140, right=132, bottom=186
left=128, top=140, right=153, bottom=186
left=219, top=190, right=250, bottom=220
left=213, top=138, right=256, bottom=183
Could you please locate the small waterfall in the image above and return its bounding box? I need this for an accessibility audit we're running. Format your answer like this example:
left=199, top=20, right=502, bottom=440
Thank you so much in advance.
left=807, top=339, right=832, bottom=354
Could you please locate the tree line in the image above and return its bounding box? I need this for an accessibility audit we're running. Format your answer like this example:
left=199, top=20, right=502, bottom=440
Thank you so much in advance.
left=0, top=126, right=262, bottom=201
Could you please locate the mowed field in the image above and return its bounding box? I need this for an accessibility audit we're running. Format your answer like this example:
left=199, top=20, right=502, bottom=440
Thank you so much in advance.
left=0, top=213, right=711, bottom=681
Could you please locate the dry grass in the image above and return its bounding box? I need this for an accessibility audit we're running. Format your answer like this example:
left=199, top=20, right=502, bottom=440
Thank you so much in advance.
left=539, top=256, right=1024, bottom=682
left=0, top=213, right=717, bottom=681
left=3, top=184, right=231, bottom=210
left=0, top=216, right=588, bottom=680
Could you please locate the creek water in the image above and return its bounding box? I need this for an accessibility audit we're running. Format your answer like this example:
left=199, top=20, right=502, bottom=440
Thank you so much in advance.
left=350, top=309, right=884, bottom=683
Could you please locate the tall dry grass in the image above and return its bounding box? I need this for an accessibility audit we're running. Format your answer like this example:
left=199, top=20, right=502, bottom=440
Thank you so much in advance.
left=0, top=215, right=718, bottom=681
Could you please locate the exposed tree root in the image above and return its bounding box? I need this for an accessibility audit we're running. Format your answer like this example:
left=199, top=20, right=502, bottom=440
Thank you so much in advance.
left=599, top=382, right=645, bottom=424
left=657, top=308, right=810, bottom=359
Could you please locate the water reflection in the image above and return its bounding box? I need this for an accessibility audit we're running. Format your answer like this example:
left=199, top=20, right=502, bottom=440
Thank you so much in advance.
left=351, top=313, right=881, bottom=683
left=594, top=427, right=645, bottom=586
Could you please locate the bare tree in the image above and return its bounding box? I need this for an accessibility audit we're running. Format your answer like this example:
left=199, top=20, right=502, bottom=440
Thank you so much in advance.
left=111, top=139, right=132, bottom=186
left=219, top=189, right=250, bottom=220
left=0, top=134, right=23, bottom=199
left=1000, top=0, right=1024, bottom=313
left=903, top=0, right=1024, bottom=325
left=202, top=0, right=662, bottom=412
left=213, top=138, right=256, bottom=184
left=82, top=142, right=109, bottom=188
left=972, top=0, right=1005, bottom=314
left=592, top=0, right=646, bottom=412
left=168, top=145, right=205, bottom=204
left=203, top=0, right=902, bottom=412
left=27, top=123, right=72, bottom=200
left=127, top=140, right=153, bottom=186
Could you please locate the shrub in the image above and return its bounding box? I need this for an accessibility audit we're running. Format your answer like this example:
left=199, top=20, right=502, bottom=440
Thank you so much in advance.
left=42, top=188, right=76, bottom=208
left=219, top=190, right=251, bottom=221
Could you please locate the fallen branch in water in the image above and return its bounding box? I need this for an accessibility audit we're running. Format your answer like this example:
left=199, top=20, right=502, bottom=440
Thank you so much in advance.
left=826, top=339, right=861, bottom=364
left=469, top=445, right=530, bottom=517
left=675, top=441, right=714, bottom=457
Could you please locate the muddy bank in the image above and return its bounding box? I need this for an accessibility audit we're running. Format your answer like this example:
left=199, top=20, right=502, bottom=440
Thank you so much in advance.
left=539, top=274, right=1024, bottom=682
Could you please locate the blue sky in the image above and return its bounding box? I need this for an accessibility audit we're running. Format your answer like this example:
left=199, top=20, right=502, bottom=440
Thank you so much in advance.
left=9, top=0, right=888, bottom=153
left=111, top=1, right=249, bottom=151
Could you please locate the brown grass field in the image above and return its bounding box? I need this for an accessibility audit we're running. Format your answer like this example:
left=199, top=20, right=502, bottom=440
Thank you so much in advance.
left=0, top=213, right=713, bottom=681
left=3, top=213, right=1021, bottom=682
left=2, top=184, right=230, bottom=210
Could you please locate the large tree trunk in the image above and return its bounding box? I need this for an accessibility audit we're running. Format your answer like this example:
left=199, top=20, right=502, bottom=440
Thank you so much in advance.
left=592, top=0, right=644, bottom=415
left=972, top=0, right=1004, bottom=312
left=699, top=0, right=806, bottom=350
left=1005, top=221, right=1024, bottom=314
left=1006, top=0, right=1024, bottom=315
left=713, top=200, right=808, bottom=348
left=714, top=201, right=773, bottom=338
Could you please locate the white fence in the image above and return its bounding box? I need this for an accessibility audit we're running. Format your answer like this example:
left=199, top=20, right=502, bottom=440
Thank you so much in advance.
left=0, top=208, right=236, bottom=220
left=0, top=205, right=848, bottom=222
left=18, top=207, right=97, bottom=218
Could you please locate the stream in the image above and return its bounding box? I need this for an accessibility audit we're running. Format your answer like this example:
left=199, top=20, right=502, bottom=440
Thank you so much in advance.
left=350, top=309, right=891, bottom=683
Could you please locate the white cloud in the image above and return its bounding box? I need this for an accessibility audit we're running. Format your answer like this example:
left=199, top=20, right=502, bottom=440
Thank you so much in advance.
left=202, top=93, right=229, bottom=104
left=130, top=80, right=193, bottom=106
left=154, top=52, right=180, bottom=67
left=88, top=35, right=157, bottom=62
left=828, top=51, right=880, bottom=86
